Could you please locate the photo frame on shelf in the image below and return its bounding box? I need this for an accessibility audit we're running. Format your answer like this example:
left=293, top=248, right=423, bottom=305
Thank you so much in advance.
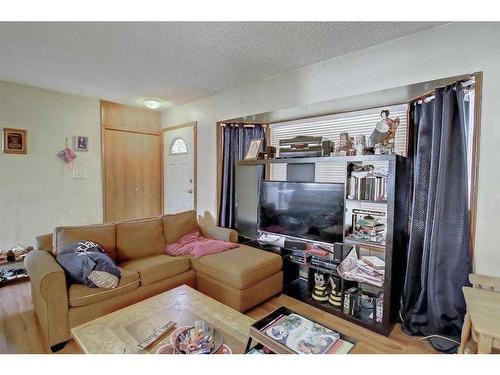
left=73, top=136, right=89, bottom=152
left=244, top=138, right=263, bottom=160
left=3, top=128, right=27, bottom=154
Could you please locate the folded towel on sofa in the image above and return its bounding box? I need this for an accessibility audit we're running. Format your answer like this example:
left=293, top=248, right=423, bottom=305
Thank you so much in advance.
left=166, top=231, right=238, bottom=258
left=56, top=240, right=121, bottom=288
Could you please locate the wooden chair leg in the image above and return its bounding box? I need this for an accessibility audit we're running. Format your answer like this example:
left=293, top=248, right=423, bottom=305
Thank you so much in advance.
left=458, top=311, right=471, bottom=354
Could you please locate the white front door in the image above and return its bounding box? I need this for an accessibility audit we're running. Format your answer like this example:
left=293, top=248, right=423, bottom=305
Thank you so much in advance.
left=163, top=124, right=196, bottom=214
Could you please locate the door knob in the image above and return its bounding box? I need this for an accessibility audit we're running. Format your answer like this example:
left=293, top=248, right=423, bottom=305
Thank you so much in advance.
left=187, top=189, right=193, bottom=194
left=134, top=187, right=139, bottom=193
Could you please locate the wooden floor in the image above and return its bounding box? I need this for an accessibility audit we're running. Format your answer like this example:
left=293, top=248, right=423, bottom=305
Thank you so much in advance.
left=0, top=280, right=439, bottom=354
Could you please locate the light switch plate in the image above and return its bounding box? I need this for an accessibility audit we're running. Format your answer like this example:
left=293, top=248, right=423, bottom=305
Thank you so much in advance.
left=72, top=170, right=88, bottom=179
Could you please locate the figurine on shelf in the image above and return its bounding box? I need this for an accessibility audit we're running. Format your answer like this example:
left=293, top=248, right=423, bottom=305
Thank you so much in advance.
left=379, top=110, right=400, bottom=147
left=312, top=271, right=329, bottom=302
left=328, top=276, right=342, bottom=308
left=369, top=110, right=400, bottom=154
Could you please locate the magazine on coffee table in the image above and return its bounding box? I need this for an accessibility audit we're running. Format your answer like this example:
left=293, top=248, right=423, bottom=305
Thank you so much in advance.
left=264, top=313, right=341, bottom=354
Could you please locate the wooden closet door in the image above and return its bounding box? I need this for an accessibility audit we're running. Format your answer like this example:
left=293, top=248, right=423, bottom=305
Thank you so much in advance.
left=104, top=129, right=162, bottom=222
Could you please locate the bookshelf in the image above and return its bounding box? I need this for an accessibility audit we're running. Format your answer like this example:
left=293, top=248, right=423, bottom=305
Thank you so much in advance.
left=236, top=154, right=409, bottom=336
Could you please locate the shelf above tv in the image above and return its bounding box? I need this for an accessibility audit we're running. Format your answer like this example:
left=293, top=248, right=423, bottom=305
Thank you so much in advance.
left=236, top=154, right=400, bottom=166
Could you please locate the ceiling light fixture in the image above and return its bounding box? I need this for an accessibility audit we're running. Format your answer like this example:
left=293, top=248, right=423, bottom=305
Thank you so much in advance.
left=143, top=98, right=162, bottom=109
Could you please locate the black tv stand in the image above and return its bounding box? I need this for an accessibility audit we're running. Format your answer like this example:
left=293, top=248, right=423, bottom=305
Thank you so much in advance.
left=236, top=154, right=409, bottom=336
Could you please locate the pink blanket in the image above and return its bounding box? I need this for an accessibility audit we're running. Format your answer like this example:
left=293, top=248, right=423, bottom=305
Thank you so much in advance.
left=166, top=231, right=238, bottom=258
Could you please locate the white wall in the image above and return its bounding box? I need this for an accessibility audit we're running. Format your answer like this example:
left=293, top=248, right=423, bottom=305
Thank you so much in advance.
left=162, top=22, right=500, bottom=277
left=0, top=80, right=102, bottom=249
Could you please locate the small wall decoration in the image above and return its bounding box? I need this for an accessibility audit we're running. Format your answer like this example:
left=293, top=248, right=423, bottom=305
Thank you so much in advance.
left=58, top=138, right=77, bottom=165
left=58, top=147, right=77, bottom=165
left=73, top=136, right=89, bottom=152
left=244, top=138, right=263, bottom=160
left=3, top=128, right=27, bottom=154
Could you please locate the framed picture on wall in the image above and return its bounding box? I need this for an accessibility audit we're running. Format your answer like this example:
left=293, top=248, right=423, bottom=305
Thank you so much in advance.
left=3, top=128, right=27, bottom=154
left=73, top=136, right=89, bottom=152
left=245, top=138, right=263, bottom=160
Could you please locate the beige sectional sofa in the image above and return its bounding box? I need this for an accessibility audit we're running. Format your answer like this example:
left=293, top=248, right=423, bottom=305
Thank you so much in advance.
left=24, top=210, right=283, bottom=351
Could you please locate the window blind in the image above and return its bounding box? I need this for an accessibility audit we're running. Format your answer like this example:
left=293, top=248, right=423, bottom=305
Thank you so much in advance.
left=269, top=104, right=408, bottom=181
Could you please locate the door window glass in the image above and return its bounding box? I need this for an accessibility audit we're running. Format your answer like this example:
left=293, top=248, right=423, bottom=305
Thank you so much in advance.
left=169, top=137, right=188, bottom=155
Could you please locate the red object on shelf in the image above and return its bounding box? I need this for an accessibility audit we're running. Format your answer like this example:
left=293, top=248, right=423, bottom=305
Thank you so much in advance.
left=306, top=243, right=329, bottom=257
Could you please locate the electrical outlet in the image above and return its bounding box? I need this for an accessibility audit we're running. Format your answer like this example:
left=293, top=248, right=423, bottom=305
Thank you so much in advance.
left=72, top=170, right=88, bottom=179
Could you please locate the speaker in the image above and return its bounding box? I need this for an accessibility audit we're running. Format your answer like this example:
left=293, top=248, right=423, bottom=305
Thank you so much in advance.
left=284, top=239, right=307, bottom=251
left=322, top=140, right=332, bottom=157
left=332, top=243, right=344, bottom=263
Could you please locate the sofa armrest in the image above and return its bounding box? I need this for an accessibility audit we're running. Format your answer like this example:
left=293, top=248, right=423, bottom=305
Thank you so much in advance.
left=199, top=224, right=238, bottom=243
left=24, top=250, right=70, bottom=347
left=36, top=233, right=53, bottom=252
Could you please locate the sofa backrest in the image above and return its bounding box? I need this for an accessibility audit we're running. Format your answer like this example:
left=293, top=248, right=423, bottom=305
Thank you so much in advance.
left=53, top=223, right=117, bottom=261
left=48, top=210, right=200, bottom=263
left=162, top=210, right=199, bottom=244
left=116, top=217, right=166, bottom=263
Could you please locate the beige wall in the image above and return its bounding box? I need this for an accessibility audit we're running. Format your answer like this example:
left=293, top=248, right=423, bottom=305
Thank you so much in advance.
left=162, top=22, right=500, bottom=277
left=0, top=80, right=102, bottom=249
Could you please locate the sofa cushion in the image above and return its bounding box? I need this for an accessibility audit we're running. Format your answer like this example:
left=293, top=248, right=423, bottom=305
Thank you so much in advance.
left=192, top=245, right=282, bottom=290
left=53, top=223, right=117, bottom=261
left=162, top=210, right=199, bottom=244
left=120, top=254, right=190, bottom=286
left=116, top=217, right=166, bottom=263
left=68, top=268, right=139, bottom=307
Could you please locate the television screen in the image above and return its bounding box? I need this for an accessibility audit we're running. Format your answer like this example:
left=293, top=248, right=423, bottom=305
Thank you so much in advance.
left=258, top=181, right=345, bottom=244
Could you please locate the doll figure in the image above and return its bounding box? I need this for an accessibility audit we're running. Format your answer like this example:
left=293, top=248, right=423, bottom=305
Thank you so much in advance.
left=312, top=272, right=329, bottom=302
left=379, top=110, right=400, bottom=148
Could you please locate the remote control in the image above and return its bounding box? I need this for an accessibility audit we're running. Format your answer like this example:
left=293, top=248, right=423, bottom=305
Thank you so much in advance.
left=137, top=321, right=177, bottom=350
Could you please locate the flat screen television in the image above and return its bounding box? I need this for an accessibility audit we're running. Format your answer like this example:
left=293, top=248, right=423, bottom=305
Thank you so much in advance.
left=258, top=181, right=345, bottom=244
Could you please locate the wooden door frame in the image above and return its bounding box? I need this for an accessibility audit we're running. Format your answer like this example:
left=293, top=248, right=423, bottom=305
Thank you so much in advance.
left=162, top=122, right=198, bottom=213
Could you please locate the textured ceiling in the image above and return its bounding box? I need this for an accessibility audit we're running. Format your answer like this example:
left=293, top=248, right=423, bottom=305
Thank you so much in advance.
left=0, top=22, right=446, bottom=109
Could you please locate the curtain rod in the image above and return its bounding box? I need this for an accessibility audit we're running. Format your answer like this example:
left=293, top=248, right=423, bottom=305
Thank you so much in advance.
left=414, top=82, right=476, bottom=105
left=410, top=76, right=476, bottom=103
left=219, top=123, right=269, bottom=127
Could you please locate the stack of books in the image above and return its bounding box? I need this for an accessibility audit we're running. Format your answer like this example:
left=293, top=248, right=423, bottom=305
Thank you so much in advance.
left=349, top=209, right=386, bottom=244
